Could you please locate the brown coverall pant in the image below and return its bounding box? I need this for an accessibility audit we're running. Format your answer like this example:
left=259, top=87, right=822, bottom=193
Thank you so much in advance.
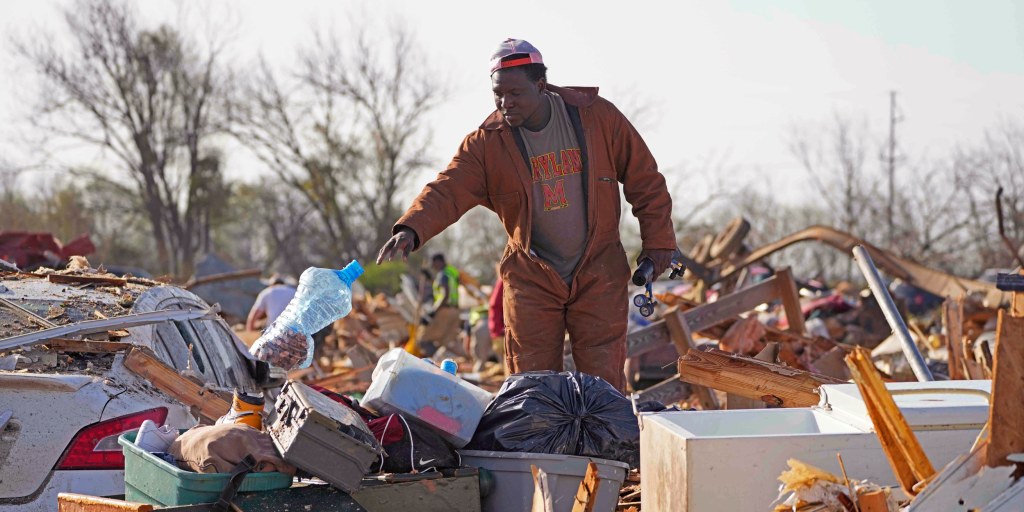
left=501, top=239, right=629, bottom=391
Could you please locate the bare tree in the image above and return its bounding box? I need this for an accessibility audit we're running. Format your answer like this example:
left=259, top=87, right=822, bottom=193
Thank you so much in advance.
left=951, top=121, right=1024, bottom=271
left=14, top=0, right=232, bottom=276
left=790, top=114, right=879, bottom=279
left=231, top=21, right=444, bottom=264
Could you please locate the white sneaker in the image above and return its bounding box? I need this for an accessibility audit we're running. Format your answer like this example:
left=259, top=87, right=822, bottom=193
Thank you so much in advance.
left=135, top=419, right=179, bottom=453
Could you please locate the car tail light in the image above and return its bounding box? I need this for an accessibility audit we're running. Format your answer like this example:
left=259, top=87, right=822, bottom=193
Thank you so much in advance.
left=56, top=407, right=168, bottom=470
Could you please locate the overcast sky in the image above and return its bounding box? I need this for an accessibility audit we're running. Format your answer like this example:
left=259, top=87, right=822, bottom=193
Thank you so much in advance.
left=3, top=0, right=1023, bottom=206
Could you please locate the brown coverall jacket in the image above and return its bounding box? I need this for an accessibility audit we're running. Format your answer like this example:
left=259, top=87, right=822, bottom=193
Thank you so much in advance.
left=395, top=85, right=676, bottom=390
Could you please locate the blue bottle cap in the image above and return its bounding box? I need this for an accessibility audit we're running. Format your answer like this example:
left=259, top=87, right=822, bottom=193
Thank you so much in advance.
left=440, top=358, right=458, bottom=375
left=335, top=260, right=364, bottom=285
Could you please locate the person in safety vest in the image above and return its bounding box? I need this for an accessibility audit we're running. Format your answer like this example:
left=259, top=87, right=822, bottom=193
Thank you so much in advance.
left=418, top=253, right=463, bottom=356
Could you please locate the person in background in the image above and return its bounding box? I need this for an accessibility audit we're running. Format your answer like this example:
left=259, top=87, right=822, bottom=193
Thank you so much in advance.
left=488, top=272, right=506, bottom=374
left=246, top=273, right=297, bottom=331
left=467, top=299, right=493, bottom=372
left=418, top=253, right=463, bottom=356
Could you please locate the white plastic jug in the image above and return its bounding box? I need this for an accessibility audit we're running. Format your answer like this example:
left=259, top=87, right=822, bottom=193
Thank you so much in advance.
left=362, top=348, right=493, bottom=448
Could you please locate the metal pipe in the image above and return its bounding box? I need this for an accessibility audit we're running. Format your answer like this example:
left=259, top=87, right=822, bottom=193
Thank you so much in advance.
left=852, top=245, right=934, bottom=381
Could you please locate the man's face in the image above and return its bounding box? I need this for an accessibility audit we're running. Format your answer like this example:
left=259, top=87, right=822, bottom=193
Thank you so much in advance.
left=491, top=67, right=545, bottom=128
left=432, top=259, right=444, bottom=272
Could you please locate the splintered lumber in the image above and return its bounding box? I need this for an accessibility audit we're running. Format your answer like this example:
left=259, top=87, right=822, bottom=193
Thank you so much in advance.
left=635, top=375, right=691, bottom=405
left=986, top=307, right=1024, bottom=473
left=123, top=348, right=230, bottom=422
left=57, top=493, right=154, bottom=512
left=845, top=347, right=934, bottom=496
left=0, top=297, right=56, bottom=329
left=676, top=348, right=845, bottom=407
left=571, top=462, right=601, bottom=512
left=531, top=465, right=554, bottom=512
left=665, top=310, right=718, bottom=409
left=47, top=273, right=128, bottom=287
left=42, top=338, right=132, bottom=353
left=857, top=489, right=888, bottom=512
left=942, top=297, right=966, bottom=380
left=775, top=267, right=807, bottom=336
left=183, top=268, right=261, bottom=290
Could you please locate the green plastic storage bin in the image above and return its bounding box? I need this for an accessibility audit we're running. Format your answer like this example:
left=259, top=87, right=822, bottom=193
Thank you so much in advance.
left=118, top=430, right=293, bottom=506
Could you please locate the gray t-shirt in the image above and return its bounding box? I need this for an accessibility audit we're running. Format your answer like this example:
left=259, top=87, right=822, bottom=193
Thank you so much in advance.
left=519, top=91, right=587, bottom=284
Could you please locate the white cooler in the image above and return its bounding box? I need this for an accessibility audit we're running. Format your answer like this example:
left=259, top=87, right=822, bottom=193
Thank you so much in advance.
left=640, top=380, right=990, bottom=511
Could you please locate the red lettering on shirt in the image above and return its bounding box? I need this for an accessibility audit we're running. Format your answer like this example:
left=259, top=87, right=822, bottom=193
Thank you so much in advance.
left=542, top=180, right=569, bottom=211
left=531, top=148, right=582, bottom=183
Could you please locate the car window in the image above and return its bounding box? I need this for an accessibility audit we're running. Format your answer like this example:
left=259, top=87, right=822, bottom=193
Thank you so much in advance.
left=144, top=292, right=256, bottom=391
left=195, top=319, right=249, bottom=388
left=153, top=321, right=192, bottom=371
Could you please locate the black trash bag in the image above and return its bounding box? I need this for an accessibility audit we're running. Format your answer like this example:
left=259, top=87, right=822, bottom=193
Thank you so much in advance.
left=466, top=371, right=640, bottom=468
left=375, top=415, right=461, bottom=474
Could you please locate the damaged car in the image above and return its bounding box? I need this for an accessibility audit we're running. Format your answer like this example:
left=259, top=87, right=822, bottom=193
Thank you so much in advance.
left=0, top=268, right=275, bottom=511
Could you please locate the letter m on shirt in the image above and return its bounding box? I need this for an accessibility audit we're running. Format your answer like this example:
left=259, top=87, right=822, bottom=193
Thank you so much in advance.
left=542, top=179, right=568, bottom=211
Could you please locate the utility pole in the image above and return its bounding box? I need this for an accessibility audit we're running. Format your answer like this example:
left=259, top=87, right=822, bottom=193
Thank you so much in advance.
left=887, top=91, right=898, bottom=249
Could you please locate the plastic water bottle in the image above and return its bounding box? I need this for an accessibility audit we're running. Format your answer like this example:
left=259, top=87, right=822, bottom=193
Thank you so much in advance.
left=440, top=358, right=458, bottom=375
left=250, top=261, right=364, bottom=370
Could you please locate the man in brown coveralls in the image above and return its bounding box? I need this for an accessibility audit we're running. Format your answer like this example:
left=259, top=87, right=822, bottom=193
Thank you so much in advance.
left=377, top=38, right=676, bottom=390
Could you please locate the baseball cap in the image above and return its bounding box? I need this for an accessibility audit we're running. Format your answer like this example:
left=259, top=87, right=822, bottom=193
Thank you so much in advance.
left=489, top=38, right=543, bottom=74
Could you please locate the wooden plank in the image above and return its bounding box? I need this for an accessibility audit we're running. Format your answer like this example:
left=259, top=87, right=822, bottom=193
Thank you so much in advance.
left=48, top=274, right=128, bottom=287
left=858, top=489, right=889, bottom=512
left=43, top=338, right=132, bottom=353
left=987, top=309, right=1024, bottom=474
left=123, top=348, right=230, bottom=422
left=0, top=297, right=56, bottom=329
left=665, top=310, right=718, bottom=410
left=626, top=321, right=672, bottom=358
left=775, top=268, right=806, bottom=336
left=58, top=493, right=154, bottom=512
left=726, top=343, right=777, bottom=409
left=625, top=294, right=831, bottom=360
left=677, top=348, right=844, bottom=408
left=845, top=347, right=934, bottom=495
left=943, top=298, right=965, bottom=380
left=663, top=307, right=695, bottom=357
left=183, top=268, right=261, bottom=289
left=684, top=277, right=781, bottom=333
left=571, top=462, right=601, bottom=512
left=636, top=375, right=691, bottom=405
left=531, top=465, right=554, bottom=512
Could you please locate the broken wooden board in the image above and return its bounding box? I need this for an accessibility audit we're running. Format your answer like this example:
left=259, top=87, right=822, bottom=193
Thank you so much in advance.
left=629, top=274, right=826, bottom=361
left=0, top=297, right=57, bottom=329
left=676, top=348, right=844, bottom=407
left=665, top=310, right=718, bottom=409
left=571, top=462, right=600, bottom=512
left=775, top=267, right=807, bottom=335
left=726, top=342, right=778, bottom=409
left=42, top=338, right=132, bottom=353
left=986, top=308, right=1024, bottom=474
left=943, top=297, right=966, bottom=380
left=48, top=273, right=128, bottom=287
left=531, top=465, right=554, bottom=512
left=635, top=375, right=691, bottom=405
left=57, top=493, right=154, bottom=512
left=846, top=347, right=935, bottom=496
left=123, top=348, right=230, bottom=422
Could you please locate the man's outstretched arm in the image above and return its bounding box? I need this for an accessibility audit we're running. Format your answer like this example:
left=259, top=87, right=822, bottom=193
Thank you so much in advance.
left=377, top=132, right=489, bottom=264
